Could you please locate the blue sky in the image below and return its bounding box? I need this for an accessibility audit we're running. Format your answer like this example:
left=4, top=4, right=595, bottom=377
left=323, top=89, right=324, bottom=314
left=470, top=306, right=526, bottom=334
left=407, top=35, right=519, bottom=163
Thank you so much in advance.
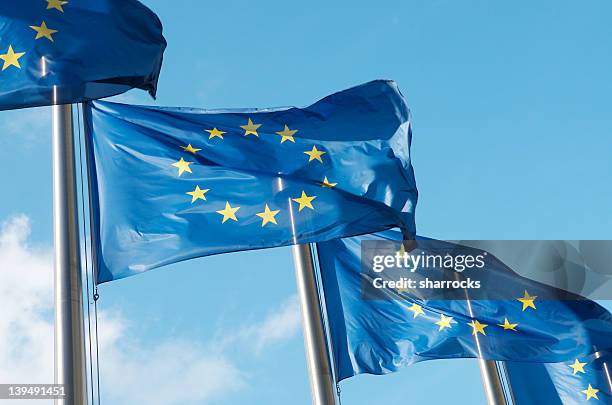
left=0, top=1, right=611, bottom=404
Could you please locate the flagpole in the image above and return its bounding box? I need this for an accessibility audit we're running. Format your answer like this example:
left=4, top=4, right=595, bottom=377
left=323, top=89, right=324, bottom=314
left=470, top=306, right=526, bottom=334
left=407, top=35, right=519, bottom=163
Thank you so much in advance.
left=292, top=243, right=337, bottom=405
left=460, top=272, right=508, bottom=405
left=53, top=103, right=88, bottom=405
left=478, top=360, right=507, bottom=405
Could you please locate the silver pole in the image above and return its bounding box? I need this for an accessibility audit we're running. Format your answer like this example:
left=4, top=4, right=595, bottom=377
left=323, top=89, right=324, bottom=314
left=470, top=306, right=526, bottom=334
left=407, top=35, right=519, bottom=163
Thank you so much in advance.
left=461, top=273, right=508, bottom=405
left=478, top=359, right=507, bottom=405
left=53, top=103, right=88, bottom=405
left=292, top=243, right=337, bottom=405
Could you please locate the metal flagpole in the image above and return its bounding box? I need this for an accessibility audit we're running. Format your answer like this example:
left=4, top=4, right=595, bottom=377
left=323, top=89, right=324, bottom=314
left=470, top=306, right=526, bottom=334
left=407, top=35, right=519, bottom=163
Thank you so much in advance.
left=292, top=243, right=337, bottom=405
left=459, top=269, right=508, bottom=405
left=478, top=359, right=507, bottom=404
left=53, top=102, right=88, bottom=405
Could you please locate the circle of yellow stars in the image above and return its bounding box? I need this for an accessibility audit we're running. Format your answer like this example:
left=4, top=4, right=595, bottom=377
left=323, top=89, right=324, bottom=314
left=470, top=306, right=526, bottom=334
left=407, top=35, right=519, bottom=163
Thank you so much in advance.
left=170, top=118, right=338, bottom=226
left=1, top=1, right=67, bottom=72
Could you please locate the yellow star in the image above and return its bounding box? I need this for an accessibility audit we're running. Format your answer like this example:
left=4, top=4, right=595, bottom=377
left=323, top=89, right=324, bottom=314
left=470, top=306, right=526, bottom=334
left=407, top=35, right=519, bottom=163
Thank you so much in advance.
left=47, top=0, right=68, bottom=12
left=395, top=285, right=410, bottom=294
left=216, top=202, right=240, bottom=223
left=30, top=22, right=58, bottom=42
left=292, top=191, right=317, bottom=211
left=398, top=243, right=407, bottom=256
left=497, top=318, right=518, bottom=331
left=0, top=46, right=25, bottom=71
left=435, top=314, right=454, bottom=331
left=206, top=127, right=226, bottom=140
left=186, top=186, right=209, bottom=203
left=304, top=146, right=326, bottom=163
left=181, top=144, right=201, bottom=154
left=276, top=125, right=297, bottom=143
left=171, top=158, right=193, bottom=176
left=256, top=204, right=280, bottom=227
left=517, top=290, right=537, bottom=311
left=468, top=320, right=488, bottom=336
left=320, top=177, right=337, bottom=188
left=240, top=118, right=261, bottom=136
left=408, top=303, right=424, bottom=318
left=582, top=384, right=599, bottom=401
left=569, top=359, right=587, bottom=375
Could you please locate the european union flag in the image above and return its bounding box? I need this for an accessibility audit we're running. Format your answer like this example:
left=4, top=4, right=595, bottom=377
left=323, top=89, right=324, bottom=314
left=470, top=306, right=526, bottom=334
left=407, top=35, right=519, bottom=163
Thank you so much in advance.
left=0, top=0, right=166, bottom=110
left=85, top=80, right=418, bottom=283
left=317, top=230, right=612, bottom=381
left=505, top=352, right=612, bottom=404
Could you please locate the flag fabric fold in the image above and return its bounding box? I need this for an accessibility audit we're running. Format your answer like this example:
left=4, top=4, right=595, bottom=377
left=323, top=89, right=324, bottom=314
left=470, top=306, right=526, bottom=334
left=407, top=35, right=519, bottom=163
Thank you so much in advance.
left=0, top=0, right=166, bottom=110
left=505, top=352, right=612, bottom=404
left=316, top=230, right=612, bottom=381
left=85, top=80, right=418, bottom=283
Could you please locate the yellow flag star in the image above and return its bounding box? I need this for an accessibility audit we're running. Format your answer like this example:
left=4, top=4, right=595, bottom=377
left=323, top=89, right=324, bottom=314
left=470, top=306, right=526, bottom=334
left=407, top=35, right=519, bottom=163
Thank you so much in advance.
left=398, top=243, right=407, bottom=256
left=216, top=202, right=240, bottom=223
left=256, top=204, right=280, bottom=226
left=186, top=186, right=209, bottom=203
left=569, top=359, right=587, bottom=375
left=292, top=191, right=317, bottom=211
left=241, top=118, right=261, bottom=136
left=517, top=290, right=537, bottom=311
left=304, top=146, right=326, bottom=163
left=320, top=177, right=337, bottom=188
left=468, top=320, right=488, bottom=336
left=181, top=144, right=201, bottom=154
left=435, top=314, right=455, bottom=331
left=395, top=285, right=410, bottom=294
left=408, top=303, right=424, bottom=318
left=497, top=318, right=518, bottom=331
left=0, top=46, right=25, bottom=71
left=276, top=125, right=297, bottom=143
left=206, top=127, right=226, bottom=140
left=30, top=22, right=58, bottom=42
left=47, top=0, right=68, bottom=12
left=171, top=158, right=193, bottom=176
left=582, top=384, right=599, bottom=401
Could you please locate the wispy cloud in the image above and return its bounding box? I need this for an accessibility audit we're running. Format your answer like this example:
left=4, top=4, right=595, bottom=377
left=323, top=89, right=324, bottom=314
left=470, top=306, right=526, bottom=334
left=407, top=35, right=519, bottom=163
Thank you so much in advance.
left=1, top=107, right=50, bottom=141
left=0, top=215, right=54, bottom=387
left=235, top=295, right=302, bottom=354
left=0, top=214, right=301, bottom=404
left=98, top=312, right=245, bottom=405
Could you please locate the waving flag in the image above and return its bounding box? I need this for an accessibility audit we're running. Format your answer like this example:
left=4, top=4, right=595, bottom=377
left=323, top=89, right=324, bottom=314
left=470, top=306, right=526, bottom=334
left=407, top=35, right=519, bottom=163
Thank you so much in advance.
left=505, top=351, right=612, bottom=404
left=317, top=230, right=612, bottom=381
left=0, top=0, right=166, bottom=110
left=85, top=80, right=418, bottom=283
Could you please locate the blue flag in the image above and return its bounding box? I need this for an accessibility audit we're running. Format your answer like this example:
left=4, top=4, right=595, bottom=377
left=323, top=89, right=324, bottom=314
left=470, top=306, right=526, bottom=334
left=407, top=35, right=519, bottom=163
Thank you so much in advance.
left=317, top=230, right=612, bottom=381
left=85, top=80, right=418, bottom=283
left=0, top=0, right=166, bottom=110
left=505, top=352, right=612, bottom=404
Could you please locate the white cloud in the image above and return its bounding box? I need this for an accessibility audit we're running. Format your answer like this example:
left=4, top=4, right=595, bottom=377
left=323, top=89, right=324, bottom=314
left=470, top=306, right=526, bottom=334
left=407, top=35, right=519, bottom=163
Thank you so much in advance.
left=0, top=214, right=301, bottom=404
left=97, top=312, right=246, bottom=405
left=0, top=215, right=54, bottom=386
left=236, top=295, right=302, bottom=354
